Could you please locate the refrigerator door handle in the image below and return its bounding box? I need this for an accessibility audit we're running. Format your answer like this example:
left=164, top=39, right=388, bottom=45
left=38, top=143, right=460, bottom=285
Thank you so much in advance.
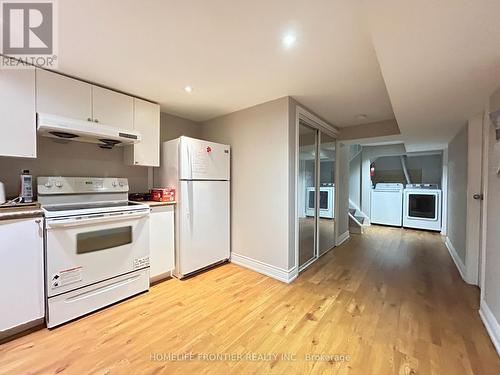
left=187, top=144, right=193, bottom=180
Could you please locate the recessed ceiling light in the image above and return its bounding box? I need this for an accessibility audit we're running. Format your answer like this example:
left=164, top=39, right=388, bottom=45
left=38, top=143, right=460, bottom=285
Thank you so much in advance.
left=355, top=114, right=368, bottom=121
left=282, top=32, right=296, bottom=49
left=184, top=85, right=193, bottom=93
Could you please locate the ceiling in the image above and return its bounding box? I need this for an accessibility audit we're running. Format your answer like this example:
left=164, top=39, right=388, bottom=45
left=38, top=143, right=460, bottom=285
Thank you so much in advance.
left=56, top=0, right=393, bottom=126
left=365, top=0, right=500, bottom=151
left=54, top=0, right=500, bottom=151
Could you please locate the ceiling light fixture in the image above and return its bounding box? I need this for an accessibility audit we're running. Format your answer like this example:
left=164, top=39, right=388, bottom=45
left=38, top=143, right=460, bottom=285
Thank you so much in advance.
left=184, top=85, right=193, bottom=93
left=282, top=32, right=297, bottom=49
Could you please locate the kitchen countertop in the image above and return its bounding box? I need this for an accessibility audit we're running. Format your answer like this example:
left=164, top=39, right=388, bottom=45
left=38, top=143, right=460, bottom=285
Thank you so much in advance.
left=133, top=201, right=176, bottom=207
left=0, top=203, right=44, bottom=221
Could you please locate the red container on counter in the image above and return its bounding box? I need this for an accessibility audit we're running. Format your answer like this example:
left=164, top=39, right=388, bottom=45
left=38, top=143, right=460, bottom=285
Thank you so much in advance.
left=150, top=188, right=175, bottom=202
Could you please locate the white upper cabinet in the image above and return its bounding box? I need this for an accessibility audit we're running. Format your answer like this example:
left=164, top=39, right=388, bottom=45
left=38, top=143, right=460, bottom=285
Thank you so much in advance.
left=92, top=86, right=134, bottom=130
left=125, top=98, right=160, bottom=166
left=36, top=69, right=93, bottom=122
left=0, top=68, right=36, bottom=158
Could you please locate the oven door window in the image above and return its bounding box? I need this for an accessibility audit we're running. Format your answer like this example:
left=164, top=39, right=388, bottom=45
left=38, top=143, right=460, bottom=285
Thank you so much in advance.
left=77, top=226, right=132, bottom=254
left=408, top=194, right=436, bottom=219
left=308, top=190, right=315, bottom=209
left=319, top=191, right=329, bottom=210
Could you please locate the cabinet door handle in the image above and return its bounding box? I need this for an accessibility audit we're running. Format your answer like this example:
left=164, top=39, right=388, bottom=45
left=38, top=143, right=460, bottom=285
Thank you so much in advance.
left=94, top=119, right=99, bottom=123
left=87, top=118, right=92, bottom=122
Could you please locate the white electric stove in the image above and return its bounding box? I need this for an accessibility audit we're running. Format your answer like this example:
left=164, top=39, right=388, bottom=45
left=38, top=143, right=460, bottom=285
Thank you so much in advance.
left=38, top=177, right=150, bottom=328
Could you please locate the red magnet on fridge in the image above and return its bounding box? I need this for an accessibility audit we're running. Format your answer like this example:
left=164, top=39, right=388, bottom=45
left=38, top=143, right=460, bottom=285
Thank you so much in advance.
left=206, top=146, right=212, bottom=153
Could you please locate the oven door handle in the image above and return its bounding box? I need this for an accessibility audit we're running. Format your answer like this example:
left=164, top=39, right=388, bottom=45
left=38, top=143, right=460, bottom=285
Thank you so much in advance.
left=46, top=211, right=149, bottom=228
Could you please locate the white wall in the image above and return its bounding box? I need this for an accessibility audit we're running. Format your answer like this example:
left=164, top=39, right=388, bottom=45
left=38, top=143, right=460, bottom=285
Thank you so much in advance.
left=200, top=97, right=292, bottom=273
left=447, top=125, right=468, bottom=265
left=349, top=148, right=361, bottom=209
left=336, top=142, right=350, bottom=238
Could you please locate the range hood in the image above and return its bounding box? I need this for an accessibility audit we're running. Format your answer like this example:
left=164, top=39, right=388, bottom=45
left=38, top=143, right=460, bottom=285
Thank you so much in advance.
left=37, top=113, right=141, bottom=148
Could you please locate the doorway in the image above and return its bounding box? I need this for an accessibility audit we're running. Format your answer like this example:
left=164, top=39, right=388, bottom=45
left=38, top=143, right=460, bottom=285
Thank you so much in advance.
left=297, top=121, right=337, bottom=272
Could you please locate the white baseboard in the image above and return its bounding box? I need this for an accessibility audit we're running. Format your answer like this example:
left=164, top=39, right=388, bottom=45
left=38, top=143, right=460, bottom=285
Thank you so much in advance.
left=444, top=237, right=470, bottom=283
left=230, top=253, right=297, bottom=283
left=336, top=231, right=350, bottom=246
left=479, top=300, right=500, bottom=355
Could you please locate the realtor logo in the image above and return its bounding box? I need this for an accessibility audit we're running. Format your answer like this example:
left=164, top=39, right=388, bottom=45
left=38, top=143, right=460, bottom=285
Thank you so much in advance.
left=0, top=0, right=58, bottom=68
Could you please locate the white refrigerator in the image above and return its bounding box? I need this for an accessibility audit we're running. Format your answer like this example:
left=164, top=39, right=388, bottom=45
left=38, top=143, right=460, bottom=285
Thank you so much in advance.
left=155, top=136, right=230, bottom=278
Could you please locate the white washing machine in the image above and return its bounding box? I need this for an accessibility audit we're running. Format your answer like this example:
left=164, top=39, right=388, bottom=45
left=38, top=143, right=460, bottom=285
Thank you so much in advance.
left=403, top=184, right=442, bottom=231
left=370, top=183, right=404, bottom=226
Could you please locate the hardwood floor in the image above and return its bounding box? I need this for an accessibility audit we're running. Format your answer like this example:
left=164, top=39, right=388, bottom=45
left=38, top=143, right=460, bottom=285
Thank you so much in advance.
left=1, top=226, right=499, bottom=374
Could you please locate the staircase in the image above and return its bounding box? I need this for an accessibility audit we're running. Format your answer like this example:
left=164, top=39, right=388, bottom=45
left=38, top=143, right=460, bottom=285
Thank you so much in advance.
left=348, top=144, right=369, bottom=234
left=348, top=206, right=368, bottom=235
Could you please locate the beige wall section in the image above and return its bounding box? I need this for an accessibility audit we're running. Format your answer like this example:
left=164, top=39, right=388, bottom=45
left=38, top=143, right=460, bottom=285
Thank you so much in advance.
left=447, top=125, right=468, bottom=264
left=200, top=97, right=291, bottom=271
left=160, top=112, right=201, bottom=142
left=288, top=97, right=298, bottom=269
left=483, top=85, right=500, bottom=336
left=338, top=119, right=400, bottom=140
left=0, top=137, right=149, bottom=196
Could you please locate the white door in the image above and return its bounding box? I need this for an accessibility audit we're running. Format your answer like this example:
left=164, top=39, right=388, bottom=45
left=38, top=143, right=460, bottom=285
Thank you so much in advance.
left=92, top=86, right=134, bottom=130
left=179, top=137, right=230, bottom=180
left=466, top=114, right=483, bottom=285
left=0, top=218, right=44, bottom=331
left=178, top=180, right=230, bottom=276
left=36, top=69, right=93, bottom=122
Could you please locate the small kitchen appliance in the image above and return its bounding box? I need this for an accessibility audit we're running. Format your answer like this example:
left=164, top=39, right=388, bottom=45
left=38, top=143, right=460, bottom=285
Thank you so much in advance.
left=20, top=170, right=33, bottom=203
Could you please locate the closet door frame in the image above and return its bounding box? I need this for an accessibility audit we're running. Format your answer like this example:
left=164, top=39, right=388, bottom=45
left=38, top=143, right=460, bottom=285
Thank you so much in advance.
left=295, top=106, right=339, bottom=274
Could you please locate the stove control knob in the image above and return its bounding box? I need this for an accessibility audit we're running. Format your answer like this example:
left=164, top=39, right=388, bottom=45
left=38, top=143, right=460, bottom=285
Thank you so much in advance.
left=44, top=182, right=53, bottom=188
left=119, top=181, right=125, bottom=187
left=55, top=181, right=63, bottom=188
left=112, top=181, right=118, bottom=187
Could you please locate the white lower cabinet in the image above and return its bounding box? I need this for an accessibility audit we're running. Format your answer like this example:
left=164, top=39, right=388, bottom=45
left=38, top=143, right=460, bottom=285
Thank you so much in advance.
left=149, top=205, right=175, bottom=281
left=0, top=217, right=44, bottom=334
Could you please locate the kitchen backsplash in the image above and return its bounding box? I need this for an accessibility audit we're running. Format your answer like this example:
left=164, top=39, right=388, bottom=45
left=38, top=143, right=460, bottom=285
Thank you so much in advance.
left=0, top=136, right=149, bottom=198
